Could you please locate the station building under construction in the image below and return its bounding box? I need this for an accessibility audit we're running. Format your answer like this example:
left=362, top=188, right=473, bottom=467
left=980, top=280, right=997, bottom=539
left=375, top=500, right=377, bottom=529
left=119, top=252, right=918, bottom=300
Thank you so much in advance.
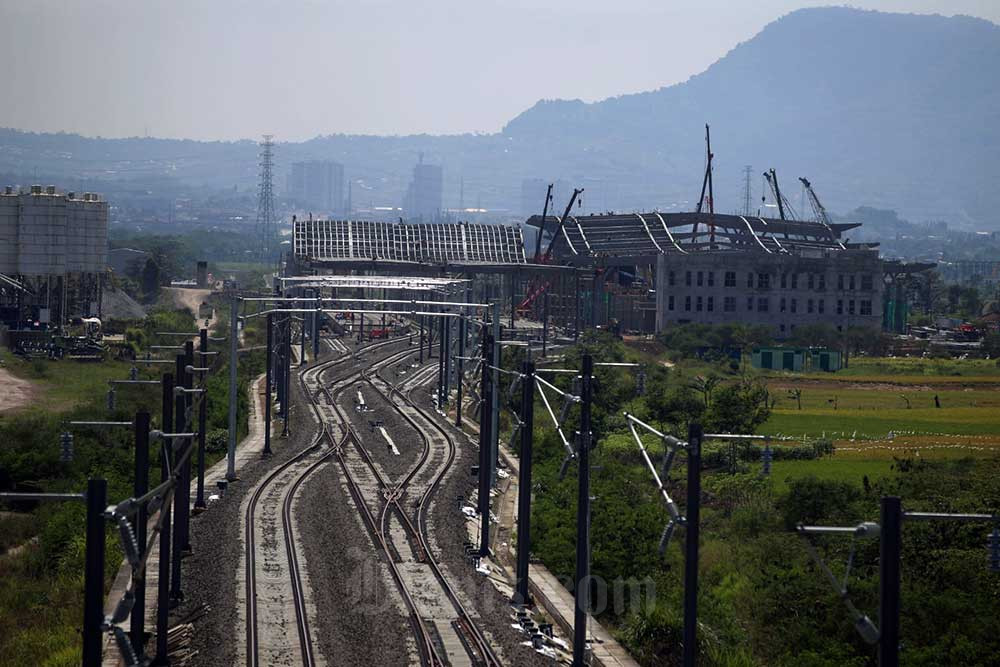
left=289, top=209, right=921, bottom=340
left=0, top=185, right=108, bottom=329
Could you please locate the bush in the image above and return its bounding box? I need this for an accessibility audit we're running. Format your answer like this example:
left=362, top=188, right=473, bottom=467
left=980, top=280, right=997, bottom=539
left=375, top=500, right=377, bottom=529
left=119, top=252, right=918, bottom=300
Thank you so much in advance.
left=778, top=476, right=863, bottom=530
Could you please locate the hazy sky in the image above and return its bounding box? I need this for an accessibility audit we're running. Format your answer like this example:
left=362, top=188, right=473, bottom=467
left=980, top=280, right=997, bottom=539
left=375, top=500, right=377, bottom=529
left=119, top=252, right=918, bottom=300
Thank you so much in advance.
left=1, top=0, right=997, bottom=141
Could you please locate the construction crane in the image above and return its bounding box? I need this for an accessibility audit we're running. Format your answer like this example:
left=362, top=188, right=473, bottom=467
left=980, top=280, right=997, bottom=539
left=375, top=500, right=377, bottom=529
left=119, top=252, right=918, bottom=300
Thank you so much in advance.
left=762, top=168, right=799, bottom=221
left=799, top=177, right=846, bottom=249
left=520, top=188, right=583, bottom=315
left=694, top=124, right=715, bottom=244
left=798, top=177, right=831, bottom=225
left=532, top=183, right=554, bottom=262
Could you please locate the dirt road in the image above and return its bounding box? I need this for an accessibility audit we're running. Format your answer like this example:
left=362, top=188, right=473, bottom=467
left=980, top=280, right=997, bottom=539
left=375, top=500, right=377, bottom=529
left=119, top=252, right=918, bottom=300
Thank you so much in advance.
left=0, top=367, right=36, bottom=413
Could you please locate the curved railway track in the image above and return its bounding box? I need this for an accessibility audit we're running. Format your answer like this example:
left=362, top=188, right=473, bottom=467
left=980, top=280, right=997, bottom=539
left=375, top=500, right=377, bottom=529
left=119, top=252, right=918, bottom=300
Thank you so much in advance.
left=242, top=335, right=411, bottom=667
left=315, top=343, right=502, bottom=666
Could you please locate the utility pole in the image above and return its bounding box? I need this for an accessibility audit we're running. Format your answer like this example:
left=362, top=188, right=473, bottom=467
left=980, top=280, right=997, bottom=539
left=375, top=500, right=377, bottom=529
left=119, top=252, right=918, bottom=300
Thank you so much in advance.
left=683, top=422, right=703, bottom=667
left=478, top=328, right=494, bottom=556
left=512, top=360, right=535, bottom=605
left=154, top=374, right=173, bottom=666
left=879, top=496, right=902, bottom=667
left=572, top=354, right=593, bottom=667
left=227, top=295, right=239, bottom=481
left=263, top=313, right=273, bottom=457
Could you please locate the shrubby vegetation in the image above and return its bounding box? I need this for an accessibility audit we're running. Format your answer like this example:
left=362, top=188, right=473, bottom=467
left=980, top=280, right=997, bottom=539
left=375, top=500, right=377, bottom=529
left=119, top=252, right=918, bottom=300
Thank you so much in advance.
left=524, top=332, right=1000, bottom=666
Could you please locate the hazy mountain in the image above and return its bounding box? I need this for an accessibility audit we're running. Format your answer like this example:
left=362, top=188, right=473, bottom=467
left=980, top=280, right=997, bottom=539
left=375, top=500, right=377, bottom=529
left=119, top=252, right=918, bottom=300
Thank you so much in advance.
left=1, top=7, right=998, bottom=228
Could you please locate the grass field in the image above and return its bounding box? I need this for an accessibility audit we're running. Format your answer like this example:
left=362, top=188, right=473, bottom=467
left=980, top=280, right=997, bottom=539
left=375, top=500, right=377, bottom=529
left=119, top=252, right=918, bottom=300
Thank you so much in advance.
left=0, top=349, right=161, bottom=415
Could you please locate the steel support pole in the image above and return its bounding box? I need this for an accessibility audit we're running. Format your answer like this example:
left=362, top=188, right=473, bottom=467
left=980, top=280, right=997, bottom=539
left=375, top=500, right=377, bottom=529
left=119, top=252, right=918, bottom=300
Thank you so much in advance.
left=444, top=313, right=451, bottom=399
left=419, top=315, right=425, bottom=364
left=509, top=272, right=516, bottom=329
left=438, top=315, right=445, bottom=409
left=572, top=354, right=593, bottom=667
left=300, top=291, right=307, bottom=365
left=574, top=271, right=581, bottom=341
left=683, top=422, right=703, bottom=667
left=181, top=341, right=193, bottom=552
left=131, top=411, right=151, bottom=658
left=154, top=374, right=173, bottom=666
left=513, top=360, right=535, bottom=605
left=226, top=295, right=238, bottom=481
left=491, top=303, right=501, bottom=483
left=263, top=313, right=273, bottom=457
left=282, top=314, right=290, bottom=436
left=455, top=317, right=465, bottom=428
left=83, top=477, right=107, bottom=667
left=879, top=496, right=902, bottom=667
left=311, top=289, right=320, bottom=361
left=170, top=355, right=186, bottom=605
left=542, top=289, right=550, bottom=357
left=478, top=330, right=494, bottom=556
left=194, top=330, right=208, bottom=510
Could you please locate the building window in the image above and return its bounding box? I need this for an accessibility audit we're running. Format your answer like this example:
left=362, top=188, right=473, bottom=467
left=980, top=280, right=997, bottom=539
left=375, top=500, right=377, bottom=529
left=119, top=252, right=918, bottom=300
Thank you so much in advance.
left=860, top=300, right=872, bottom=315
left=791, top=298, right=797, bottom=314
left=758, top=273, right=770, bottom=289
left=807, top=273, right=815, bottom=289
left=696, top=296, right=703, bottom=312
left=781, top=273, right=787, bottom=288
left=838, top=274, right=845, bottom=290
left=696, top=271, right=703, bottom=287
left=723, top=296, right=736, bottom=312
left=792, top=273, right=799, bottom=289
left=861, top=274, right=873, bottom=291
left=685, top=296, right=692, bottom=311
left=668, top=295, right=674, bottom=311
left=686, top=271, right=692, bottom=287
left=837, top=299, right=843, bottom=315
left=849, top=275, right=856, bottom=290
left=747, top=297, right=754, bottom=311
left=668, top=271, right=675, bottom=287
left=747, top=272, right=754, bottom=288
left=780, top=324, right=786, bottom=334
left=807, top=298, right=814, bottom=314
left=707, top=272, right=715, bottom=287
left=818, top=274, right=826, bottom=290
left=724, top=271, right=736, bottom=287
left=780, top=297, right=787, bottom=313
left=758, top=297, right=769, bottom=312
left=818, top=299, right=825, bottom=314
left=707, top=296, right=714, bottom=312
left=848, top=300, right=856, bottom=315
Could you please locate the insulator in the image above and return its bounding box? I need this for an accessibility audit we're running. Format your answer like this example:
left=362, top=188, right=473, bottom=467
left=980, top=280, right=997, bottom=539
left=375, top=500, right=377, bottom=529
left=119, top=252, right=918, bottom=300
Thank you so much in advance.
left=117, top=515, right=141, bottom=567
left=988, top=527, right=1000, bottom=573
left=107, top=387, right=116, bottom=411
left=107, top=589, right=135, bottom=625
left=129, top=366, right=139, bottom=381
left=854, top=615, right=880, bottom=645
left=660, top=448, right=676, bottom=479
left=111, top=625, right=140, bottom=667
left=658, top=520, right=677, bottom=555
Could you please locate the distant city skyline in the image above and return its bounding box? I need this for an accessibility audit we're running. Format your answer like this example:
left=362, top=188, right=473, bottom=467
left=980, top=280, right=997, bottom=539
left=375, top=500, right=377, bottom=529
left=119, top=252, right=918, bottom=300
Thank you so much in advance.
left=0, top=1, right=998, bottom=142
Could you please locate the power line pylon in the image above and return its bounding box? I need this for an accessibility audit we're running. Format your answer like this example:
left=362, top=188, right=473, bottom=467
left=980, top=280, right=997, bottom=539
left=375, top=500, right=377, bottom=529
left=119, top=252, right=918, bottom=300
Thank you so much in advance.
left=256, top=135, right=275, bottom=261
left=742, top=165, right=753, bottom=216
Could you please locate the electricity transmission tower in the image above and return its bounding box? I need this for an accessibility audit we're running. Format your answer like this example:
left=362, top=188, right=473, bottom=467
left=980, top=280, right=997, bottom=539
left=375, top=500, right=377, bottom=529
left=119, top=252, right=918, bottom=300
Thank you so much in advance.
left=742, top=165, right=753, bottom=216
left=256, top=135, right=275, bottom=261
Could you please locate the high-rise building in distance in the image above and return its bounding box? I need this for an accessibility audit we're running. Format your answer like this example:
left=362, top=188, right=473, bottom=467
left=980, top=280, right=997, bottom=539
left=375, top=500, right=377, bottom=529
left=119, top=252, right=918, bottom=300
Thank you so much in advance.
left=403, top=158, right=443, bottom=222
left=287, top=160, right=344, bottom=214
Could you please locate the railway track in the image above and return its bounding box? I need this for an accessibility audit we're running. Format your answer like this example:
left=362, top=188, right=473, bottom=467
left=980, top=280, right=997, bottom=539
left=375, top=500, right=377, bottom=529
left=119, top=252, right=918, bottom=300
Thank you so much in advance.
left=241, top=335, right=412, bottom=667
left=309, top=339, right=502, bottom=666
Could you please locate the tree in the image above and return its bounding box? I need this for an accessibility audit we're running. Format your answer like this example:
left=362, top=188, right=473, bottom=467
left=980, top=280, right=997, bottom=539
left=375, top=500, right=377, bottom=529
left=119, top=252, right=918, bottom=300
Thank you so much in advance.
left=706, top=376, right=771, bottom=434
left=141, top=257, right=160, bottom=297
left=688, top=374, right=721, bottom=408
